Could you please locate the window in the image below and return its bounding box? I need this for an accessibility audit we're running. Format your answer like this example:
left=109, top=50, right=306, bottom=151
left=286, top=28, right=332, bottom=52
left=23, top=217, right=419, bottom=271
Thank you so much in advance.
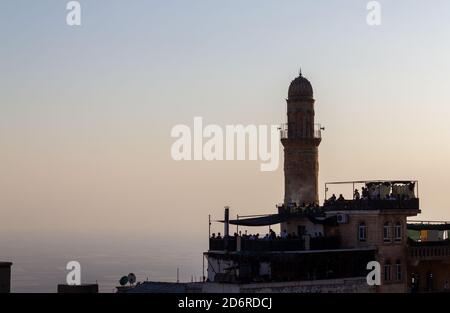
left=427, top=271, right=434, bottom=291
left=383, top=222, right=391, bottom=242
left=358, top=222, right=367, bottom=241
left=384, top=261, right=392, bottom=282
left=411, top=273, right=419, bottom=293
left=396, top=260, right=402, bottom=281
left=395, top=222, right=402, bottom=241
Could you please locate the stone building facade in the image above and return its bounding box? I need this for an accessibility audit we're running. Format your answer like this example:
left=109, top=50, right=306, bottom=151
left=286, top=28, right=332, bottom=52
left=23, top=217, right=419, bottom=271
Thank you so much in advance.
left=324, top=209, right=418, bottom=293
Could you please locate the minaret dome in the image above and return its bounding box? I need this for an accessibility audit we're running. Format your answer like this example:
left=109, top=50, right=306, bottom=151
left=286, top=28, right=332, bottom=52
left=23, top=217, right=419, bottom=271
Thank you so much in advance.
left=288, top=72, right=314, bottom=100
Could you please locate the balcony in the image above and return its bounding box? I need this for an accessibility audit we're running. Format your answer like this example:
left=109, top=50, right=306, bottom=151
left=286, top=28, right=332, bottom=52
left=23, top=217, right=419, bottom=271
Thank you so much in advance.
left=209, top=236, right=340, bottom=253
left=323, top=198, right=420, bottom=212
left=323, top=180, right=420, bottom=212
left=409, top=240, right=450, bottom=261
left=407, top=221, right=450, bottom=261
left=280, top=123, right=322, bottom=140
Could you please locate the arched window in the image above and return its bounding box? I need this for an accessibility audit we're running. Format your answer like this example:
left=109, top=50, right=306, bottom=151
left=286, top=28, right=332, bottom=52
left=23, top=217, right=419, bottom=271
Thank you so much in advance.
left=383, top=222, right=391, bottom=242
left=396, top=260, right=402, bottom=281
left=395, top=222, right=402, bottom=241
left=358, top=222, right=367, bottom=241
left=384, top=260, right=392, bottom=281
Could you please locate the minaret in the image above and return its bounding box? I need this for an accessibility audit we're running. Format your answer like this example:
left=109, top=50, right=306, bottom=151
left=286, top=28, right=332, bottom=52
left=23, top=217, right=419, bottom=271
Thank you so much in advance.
left=281, top=71, right=321, bottom=207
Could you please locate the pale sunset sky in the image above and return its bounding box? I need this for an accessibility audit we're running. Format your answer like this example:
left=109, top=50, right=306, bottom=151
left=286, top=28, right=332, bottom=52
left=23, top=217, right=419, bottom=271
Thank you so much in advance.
left=1, top=0, right=450, bottom=242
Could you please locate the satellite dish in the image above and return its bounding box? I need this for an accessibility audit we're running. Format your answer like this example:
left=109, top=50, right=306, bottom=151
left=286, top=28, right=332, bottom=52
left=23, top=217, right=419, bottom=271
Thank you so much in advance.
left=119, top=276, right=129, bottom=286
left=128, top=273, right=136, bottom=285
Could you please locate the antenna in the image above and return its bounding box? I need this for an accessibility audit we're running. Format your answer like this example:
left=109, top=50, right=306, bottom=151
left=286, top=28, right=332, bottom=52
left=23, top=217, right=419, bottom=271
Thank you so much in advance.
left=128, top=273, right=136, bottom=285
left=119, top=276, right=128, bottom=286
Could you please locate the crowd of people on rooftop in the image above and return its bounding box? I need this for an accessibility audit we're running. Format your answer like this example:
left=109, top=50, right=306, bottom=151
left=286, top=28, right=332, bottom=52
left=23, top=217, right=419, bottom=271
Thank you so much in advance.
left=326, top=182, right=416, bottom=203
left=283, top=202, right=323, bottom=214
left=210, top=229, right=312, bottom=241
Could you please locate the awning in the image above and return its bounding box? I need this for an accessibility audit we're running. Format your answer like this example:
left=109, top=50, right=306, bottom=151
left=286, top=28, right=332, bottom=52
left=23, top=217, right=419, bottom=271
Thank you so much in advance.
left=227, top=214, right=288, bottom=227
left=219, top=214, right=337, bottom=227
left=407, top=223, right=450, bottom=231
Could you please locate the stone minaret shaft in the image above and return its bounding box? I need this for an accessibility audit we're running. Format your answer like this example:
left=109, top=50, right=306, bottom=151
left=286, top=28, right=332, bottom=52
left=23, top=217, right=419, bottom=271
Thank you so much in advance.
left=282, top=73, right=321, bottom=206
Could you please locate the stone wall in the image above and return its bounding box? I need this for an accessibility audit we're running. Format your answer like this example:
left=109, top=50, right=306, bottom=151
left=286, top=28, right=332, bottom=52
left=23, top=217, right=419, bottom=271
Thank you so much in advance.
left=283, top=143, right=319, bottom=206
left=408, top=260, right=450, bottom=292
left=200, top=277, right=375, bottom=293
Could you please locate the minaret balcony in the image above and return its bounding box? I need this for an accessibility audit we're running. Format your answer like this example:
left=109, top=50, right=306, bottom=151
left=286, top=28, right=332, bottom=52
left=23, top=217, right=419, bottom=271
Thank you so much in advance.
left=280, top=123, right=322, bottom=141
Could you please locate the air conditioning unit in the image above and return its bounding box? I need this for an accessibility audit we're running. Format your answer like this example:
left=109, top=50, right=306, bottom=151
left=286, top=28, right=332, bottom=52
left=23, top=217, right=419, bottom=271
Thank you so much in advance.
left=336, top=213, right=348, bottom=224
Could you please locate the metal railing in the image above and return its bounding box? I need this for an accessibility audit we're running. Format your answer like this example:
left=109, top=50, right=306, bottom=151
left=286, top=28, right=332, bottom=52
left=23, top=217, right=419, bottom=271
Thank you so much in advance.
left=209, top=238, right=304, bottom=252
left=323, top=198, right=420, bottom=211
left=409, top=242, right=450, bottom=260
left=324, top=180, right=419, bottom=201
left=209, top=236, right=340, bottom=252
left=280, top=123, right=322, bottom=140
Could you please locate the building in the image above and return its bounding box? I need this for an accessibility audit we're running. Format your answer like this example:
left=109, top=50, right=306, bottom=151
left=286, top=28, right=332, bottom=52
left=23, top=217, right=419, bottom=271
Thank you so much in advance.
left=281, top=70, right=321, bottom=209
left=0, top=262, right=12, bottom=293
left=407, top=222, right=450, bottom=292
left=203, top=72, right=450, bottom=293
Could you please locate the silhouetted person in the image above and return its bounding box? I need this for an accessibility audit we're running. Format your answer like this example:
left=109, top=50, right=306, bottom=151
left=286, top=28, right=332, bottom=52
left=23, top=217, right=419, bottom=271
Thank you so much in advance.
left=269, top=229, right=276, bottom=240
left=362, top=187, right=369, bottom=199
left=354, top=189, right=360, bottom=200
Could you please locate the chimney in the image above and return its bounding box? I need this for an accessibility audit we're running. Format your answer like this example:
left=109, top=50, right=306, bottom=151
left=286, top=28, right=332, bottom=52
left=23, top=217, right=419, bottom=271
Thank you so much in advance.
left=224, top=206, right=230, bottom=251
left=224, top=206, right=230, bottom=238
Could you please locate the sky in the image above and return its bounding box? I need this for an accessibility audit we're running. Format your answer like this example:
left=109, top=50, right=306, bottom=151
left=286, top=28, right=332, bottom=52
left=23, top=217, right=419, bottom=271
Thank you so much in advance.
left=1, top=0, right=450, bottom=244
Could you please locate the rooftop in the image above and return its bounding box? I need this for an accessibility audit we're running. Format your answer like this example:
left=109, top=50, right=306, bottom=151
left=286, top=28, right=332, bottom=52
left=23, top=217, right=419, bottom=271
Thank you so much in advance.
left=0, top=262, right=12, bottom=268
